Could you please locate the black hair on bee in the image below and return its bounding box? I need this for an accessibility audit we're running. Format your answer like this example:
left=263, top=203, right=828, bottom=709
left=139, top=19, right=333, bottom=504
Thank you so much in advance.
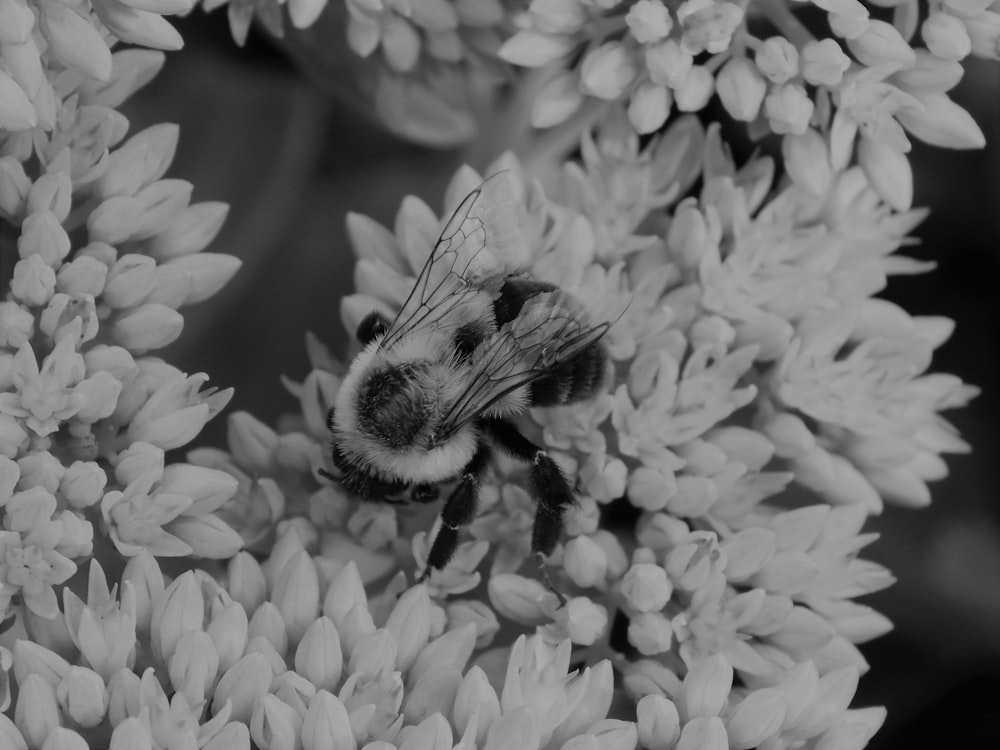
left=326, top=174, right=615, bottom=595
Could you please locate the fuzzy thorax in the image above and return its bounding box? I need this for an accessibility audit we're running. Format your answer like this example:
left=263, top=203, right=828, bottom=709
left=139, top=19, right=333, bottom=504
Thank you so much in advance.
left=333, top=333, right=479, bottom=485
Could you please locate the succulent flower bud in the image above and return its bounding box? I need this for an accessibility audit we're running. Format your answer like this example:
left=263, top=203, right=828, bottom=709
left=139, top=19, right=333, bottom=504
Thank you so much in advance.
left=213, top=653, right=275, bottom=723
left=294, top=617, right=344, bottom=692
left=923, top=12, right=972, bottom=60
left=715, top=57, right=766, bottom=121
left=251, top=694, right=303, bottom=750
left=302, top=691, right=356, bottom=750
left=675, top=716, right=727, bottom=750
left=581, top=42, right=638, bottom=100
left=674, top=65, right=714, bottom=112
left=626, top=0, right=674, bottom=44
left=637, top=695, right=680, bottom=750
left=14, top=674, right=60, bottom=749
left=782, top=129, right=833, bottom=197
left=628, top=81, right=671, bottom=135
left=683, top=653, right=733, bottom=718
left=628, top=612, right=674, bottom=655
left=847, top=19, right=916, bottom=68
left=108, top=716, right=153, bottom=750
left=645, top=39, right=692, bottom=88
left=764, top=83, right=814, bottom=135
left=800, top=39, right=851, bottom=87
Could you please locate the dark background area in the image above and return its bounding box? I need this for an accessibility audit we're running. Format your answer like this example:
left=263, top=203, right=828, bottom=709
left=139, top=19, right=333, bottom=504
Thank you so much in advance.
left=130, top=10, right=1000, bottom=746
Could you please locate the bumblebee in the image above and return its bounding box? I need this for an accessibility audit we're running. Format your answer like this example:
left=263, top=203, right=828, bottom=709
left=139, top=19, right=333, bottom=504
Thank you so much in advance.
left=327, top=174, right=613, bottom=582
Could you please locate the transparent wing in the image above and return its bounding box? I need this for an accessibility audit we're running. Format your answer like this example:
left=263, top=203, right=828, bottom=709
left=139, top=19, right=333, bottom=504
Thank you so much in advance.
left=377, top=173, right=525, bottom=351
left=439, top=291, right=611, bottom=434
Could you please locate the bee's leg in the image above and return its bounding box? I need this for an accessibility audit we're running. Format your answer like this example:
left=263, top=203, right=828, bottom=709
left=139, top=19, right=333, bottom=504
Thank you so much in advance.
left=357, top=311, right=391, bottom=345
left=422, top=444, right=492, bottom=578
left=483, top=419, right=573, bottom=605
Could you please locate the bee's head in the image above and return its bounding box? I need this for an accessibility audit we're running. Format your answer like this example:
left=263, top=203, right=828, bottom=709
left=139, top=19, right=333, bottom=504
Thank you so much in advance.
left=331, top=335, right=478, bottom=486
left=354, top=361, right=439, bottom=449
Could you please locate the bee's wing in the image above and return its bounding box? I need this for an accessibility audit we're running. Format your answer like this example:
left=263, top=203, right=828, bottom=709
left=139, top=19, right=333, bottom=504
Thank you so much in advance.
left=440, top=292, right=611, bottom=433
left=377, top=173, right=524, bottom=351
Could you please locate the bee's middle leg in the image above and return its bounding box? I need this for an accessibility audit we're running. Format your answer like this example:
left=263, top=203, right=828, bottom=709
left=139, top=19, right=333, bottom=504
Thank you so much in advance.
left=483, top=418, right=573, bottom=603
left=422, top=444, right=492, bottom=577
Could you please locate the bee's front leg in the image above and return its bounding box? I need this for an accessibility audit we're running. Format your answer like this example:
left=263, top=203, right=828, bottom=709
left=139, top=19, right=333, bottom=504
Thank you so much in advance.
left=422, top=445, right=492, bottom=578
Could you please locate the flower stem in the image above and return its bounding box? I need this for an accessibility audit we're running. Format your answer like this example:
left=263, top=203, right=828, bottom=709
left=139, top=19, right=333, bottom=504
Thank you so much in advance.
left=756, top=0, right=816, bottom=48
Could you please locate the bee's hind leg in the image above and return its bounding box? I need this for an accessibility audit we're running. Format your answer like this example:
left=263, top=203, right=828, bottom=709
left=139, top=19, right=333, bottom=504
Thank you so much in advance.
left=421, top=444, right=492, bottom=580
left=482, top=419, right=573, bottom=606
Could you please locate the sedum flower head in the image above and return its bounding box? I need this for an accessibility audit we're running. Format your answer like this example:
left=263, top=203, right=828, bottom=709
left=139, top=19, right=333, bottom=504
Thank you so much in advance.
left=0, top=4, right=239, bottom=628
left=1, top=544, right=625, bottom=750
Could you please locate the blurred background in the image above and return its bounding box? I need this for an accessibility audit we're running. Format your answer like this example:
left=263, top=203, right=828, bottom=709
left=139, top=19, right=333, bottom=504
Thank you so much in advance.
left=128, top=10, right=999, bottom=746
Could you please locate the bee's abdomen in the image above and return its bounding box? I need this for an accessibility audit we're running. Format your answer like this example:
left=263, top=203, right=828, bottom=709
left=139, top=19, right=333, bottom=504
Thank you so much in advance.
left=493, top=277, right=560, bottom=326
left=529, top=342, right=611, bottom=407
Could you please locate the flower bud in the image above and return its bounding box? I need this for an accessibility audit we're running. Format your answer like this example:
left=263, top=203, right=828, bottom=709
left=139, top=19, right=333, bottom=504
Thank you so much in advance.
left=247, top=601, right=289, bottom=655
left=11, top=254, right=56, bottom=306
left=674, top=65, right=714, bottom=112
left=349, top=629, right=398, bottom=681
left=715, top=57, right=765, bottom=120
left=725, top=688, right=786, bottom=749
left=923, top=12, right=972, bottom=60
left=169, top=513, right=244, bottom=559
left=621, top=563, right=673, bottom=613
left=683, top=653, right=732, bottom=718
left=0, top=156, right=30, bottom=218
left=108, top=716, right=153, bottom=750
left=487, top=574, right=550, bottom=625
left=39, top=0, right=113, bottom=81
left=227, top=552, right=268, bottom=615
left=754, top=36, right=798, bottom=84
left=251, top=694, right=303, bottom=750
left=636, top=695, right=679, bottom=750
left=40, top=727, right=89, bottom=750
left=828, top=8, right=870, bottom=40
left=781, top=129, right=832, bottom=197
left=213, top=653, right=275, bottom=723
left=0, top=301, right=34, bottom=350
left=561, top=597, right=608, bottom=646
left=202, top=722, right=251, bottom=750
left=385, top=584, right=433, bottom=672
left=563, top=535, right=608, bottom=588
left=0, top=69, right=36, bottom=131
left=964, top=10, right=1000, bottom=59
left=848, top=19, right=916, bottom=68
left=645, top=39, right=692, bottom=88
left=400, top=712, right=453, bottom=750
left=581, top=42, right=637, bottom=100
left=453, top=666, right=500, bottom=745
left=499, top=30, right=575, bottom=67
left=272, top=550, right=321, bottom=646
left=14, top=674, right=59, bottom=749
left=675, top=716, right=727, bottom=750
left=106, top=668, right=141, bottom=726
left=896, top=92, right=985, bottom=149
left=88, top=195, right=144, bottom=244
left=302, top=691, right=356, bottom=750
left=168, top=630, right=219, bottom=706
left=18, top=211, right=70, bottom=266
left=150, top=570, right=204, bottom=665
left=111, top=303, right=184, bottom=352
left=55, top=666, right=107, bottom=728
left=147, top=201, right=229, bottom=260
left=764, top=83, right=814, bottom=135
left=800, top=38, right=851, bottom=86
left=628, top=612, right=673, bottom=655
left=102, top=254, right=157, bottom=309
left=628, top=81, right=671, bottom=135
left=294, top=617, right=344, bottom=692
left=164, top=252, right=242, bottom=306
left=206, top=601, right=249, bottom=674
left=12, top=640, right=71, bottom=690
left=858, top=135, right=913, bottom=211
left=626, top=0, right=674, bottom=43
left=446, top=600, right=500, bottom=649
left=409, top=624, right=477, bottom=687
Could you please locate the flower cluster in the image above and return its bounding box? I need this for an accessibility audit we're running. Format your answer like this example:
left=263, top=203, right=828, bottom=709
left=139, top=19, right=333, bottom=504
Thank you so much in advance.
left=1, top=3, right=240, bottom=630
left=0, top=536, right=625, bottom=750
left=497, top=0, right=995, bottom=205
left=224, top=119, right=970, bottom=746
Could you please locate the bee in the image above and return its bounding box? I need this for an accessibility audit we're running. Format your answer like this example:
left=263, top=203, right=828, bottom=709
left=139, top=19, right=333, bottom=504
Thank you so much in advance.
left=327, top=174, right=614, bottom=586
